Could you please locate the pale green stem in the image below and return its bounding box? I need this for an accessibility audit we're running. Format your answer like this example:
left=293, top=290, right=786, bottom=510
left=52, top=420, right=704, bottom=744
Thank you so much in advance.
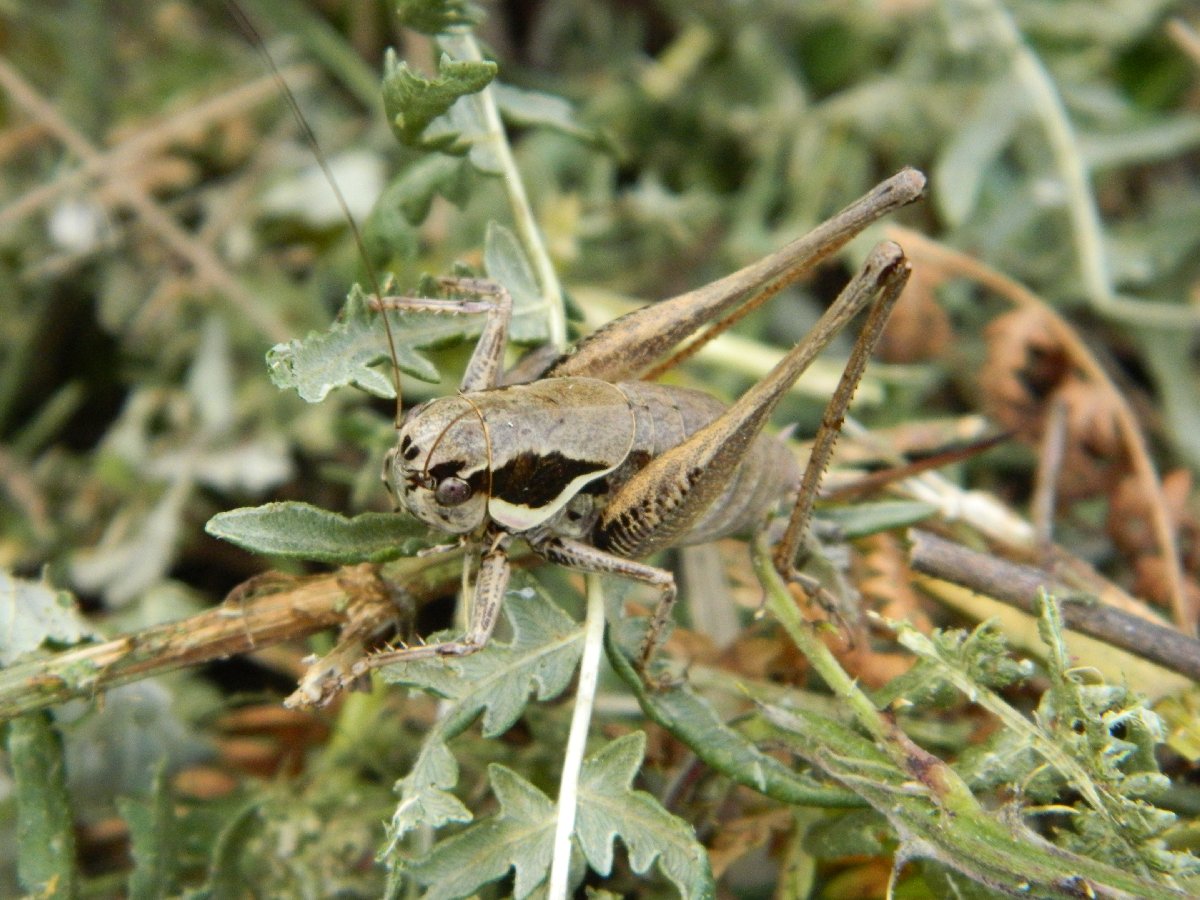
left=443, top=31, right=568, bottom=349
left=548, top=575, right=606, bottom=899
left=752, top=535, right=981, bottom=810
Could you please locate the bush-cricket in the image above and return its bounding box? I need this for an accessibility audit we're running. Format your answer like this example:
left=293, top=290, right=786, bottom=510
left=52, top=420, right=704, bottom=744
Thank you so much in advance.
left=359, top=174, right=923, bottom=681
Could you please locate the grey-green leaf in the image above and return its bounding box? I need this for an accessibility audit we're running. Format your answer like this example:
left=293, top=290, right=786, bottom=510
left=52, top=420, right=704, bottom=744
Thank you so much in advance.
left=0, top=570, right=94, bottom=666
left=404, top=764, right=556, bottom=899
left=382, top=154, right=476, bottom=226
left=933, top=75, right=1026, bottom=227
left=266, top=284, right=439, bottom=402
left=120, top=763, right=176, bottom=900
left=817, top=500, right=938, bottom=538
left=205, top=502, right=432, bottom=563
left=383, top=586, right=584, bottom=844
left=10, top=713, right=77, bottom=896
left=382, top=50, right=496, bottom=152
left=493, top=82, right=602, bottom=145
left=576, top=732, right=715, bottom=900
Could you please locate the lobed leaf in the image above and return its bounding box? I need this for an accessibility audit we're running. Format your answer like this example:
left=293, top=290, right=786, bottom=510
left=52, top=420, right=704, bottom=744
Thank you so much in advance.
left=383, top=585, right=585, bottom=844
left=205, top=501, right=432, bottom=564
left=404, top=764, right=557, bottom=899
left=265, top=285, right=440, bottom=401
left=382, top=50, right=496, bottom=153
left=575, top=732, right=715, bottom=900
left=405, top=734, right=713, bottom=899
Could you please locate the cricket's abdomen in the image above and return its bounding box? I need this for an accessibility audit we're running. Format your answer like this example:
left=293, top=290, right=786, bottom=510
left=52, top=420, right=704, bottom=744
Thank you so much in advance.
left=595, top=382, right=802, bottom=554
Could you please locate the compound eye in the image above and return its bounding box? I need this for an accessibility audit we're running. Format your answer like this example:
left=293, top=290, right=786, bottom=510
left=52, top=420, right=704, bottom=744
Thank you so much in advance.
left=434, top=476, right=473, bottom=507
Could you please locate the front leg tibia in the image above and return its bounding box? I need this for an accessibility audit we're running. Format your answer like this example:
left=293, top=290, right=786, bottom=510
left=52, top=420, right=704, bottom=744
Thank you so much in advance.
left=354, top=546, right=511, bottom=672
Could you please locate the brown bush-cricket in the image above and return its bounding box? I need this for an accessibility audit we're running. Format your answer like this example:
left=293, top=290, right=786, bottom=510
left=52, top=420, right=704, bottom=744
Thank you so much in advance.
left=357, top=171, right=924, bottom=681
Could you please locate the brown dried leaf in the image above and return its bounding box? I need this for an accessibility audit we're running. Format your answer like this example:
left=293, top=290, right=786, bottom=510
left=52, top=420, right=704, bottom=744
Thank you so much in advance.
left=1052, top=375, right=1127, bottom=501
left=855, top=533, right=931, bottom=629
left=877, top=264, right=953, bottom=363
left=979, top=307, right=1071, bottom=441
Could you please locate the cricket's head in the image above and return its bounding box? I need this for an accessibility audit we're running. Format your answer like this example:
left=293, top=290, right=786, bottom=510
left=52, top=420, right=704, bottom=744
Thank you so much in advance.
left=384, top=396, right=490, bottom=534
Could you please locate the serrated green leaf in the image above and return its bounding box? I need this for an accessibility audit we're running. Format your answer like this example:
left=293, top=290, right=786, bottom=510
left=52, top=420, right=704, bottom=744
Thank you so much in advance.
left=575, top=732, right=714, bottom=899
left=606, top=625, right=860, bottom=808
left=382, top=154, right=476, bottom=226
left=390, top=738, right=473, bottom=838
left=267, top=279, right=548, bottom=404
left=382, top=50, right=496, bottom=152
left=383, top=586, right=585, bottom=845
left=405, top=764, right=557, bottom=899
left=9, top=713, right=77, bottom=896
left=484, top=222, right=548, bottom=343
left=0, top=569, right=94, bottom=665
left=205, top=502, right=432, bottom=564
left=381, top=584, right=583, bottom=734
left=265, top=284, right=440, bottom=401
left=493, top=82, right=602, bottom=145
left=395, top=0, right=481, bottom=35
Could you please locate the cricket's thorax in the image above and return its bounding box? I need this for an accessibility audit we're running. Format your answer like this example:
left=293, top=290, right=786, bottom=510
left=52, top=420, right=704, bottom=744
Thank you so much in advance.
left=386, top=376, right=801, bottom=552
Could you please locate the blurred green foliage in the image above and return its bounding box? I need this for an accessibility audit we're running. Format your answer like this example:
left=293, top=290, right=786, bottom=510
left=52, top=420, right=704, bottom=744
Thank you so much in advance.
left=1, top=0, right=1199, bottom=896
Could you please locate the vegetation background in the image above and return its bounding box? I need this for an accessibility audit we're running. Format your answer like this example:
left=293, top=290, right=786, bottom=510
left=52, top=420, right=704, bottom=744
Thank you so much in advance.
left=1, top=0, right=1200, bottom=896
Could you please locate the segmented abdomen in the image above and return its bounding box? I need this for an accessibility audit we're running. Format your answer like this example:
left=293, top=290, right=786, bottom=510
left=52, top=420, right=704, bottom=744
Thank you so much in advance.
left=597, top=382, right=801, bottom=554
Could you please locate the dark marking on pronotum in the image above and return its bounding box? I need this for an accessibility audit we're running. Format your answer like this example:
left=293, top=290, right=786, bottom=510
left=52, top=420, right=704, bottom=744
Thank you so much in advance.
left=490, top=451, right=610, bottom=508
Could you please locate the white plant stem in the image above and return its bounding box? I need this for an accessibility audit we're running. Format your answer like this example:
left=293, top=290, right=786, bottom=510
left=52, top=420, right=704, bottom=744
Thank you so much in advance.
left=548, top=575, right=606, bottom=899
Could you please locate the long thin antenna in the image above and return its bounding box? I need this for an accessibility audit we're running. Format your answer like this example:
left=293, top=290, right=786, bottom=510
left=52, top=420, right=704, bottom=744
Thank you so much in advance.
left=224, top=1, right=405, bottom=425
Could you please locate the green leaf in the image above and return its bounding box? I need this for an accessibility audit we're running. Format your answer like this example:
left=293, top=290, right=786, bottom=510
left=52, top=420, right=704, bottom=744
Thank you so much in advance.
left=383, top=585, right=585, bottom=843
left=0, top=569, right=94, bottom=665
left=405, top=764, right=557, bottom=899
left=493, top=82, right=602, bottom=145
left=119, top=763, right=176, bottom=900
left=395, top=0, right=481, bottom=35
left=405, top=734, right=713, bottom=899
left=205, top=502, right=432, bottom=564
left=575, top=732, right=715, bottom=899
left=268, top=272, right=549, bottom=404
left=381, top=154, right=476, bottom=226
left=382, top=49, right=496, bottom=153
left=265, top=284, right=440, bottom=401
left=932, top=74, right=1026, bottom=227
left=816, top=500, right=938, bottom=538
left=606, top=625, right=860, bottom=808
left=9, top=713, right=77, bottom=896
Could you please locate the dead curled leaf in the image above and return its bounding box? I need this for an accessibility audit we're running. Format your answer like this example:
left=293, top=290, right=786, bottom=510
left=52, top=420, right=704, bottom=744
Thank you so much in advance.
left=979, top=307, right=1127, bottom=502
left=877, top=264, right=953, bottom=364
